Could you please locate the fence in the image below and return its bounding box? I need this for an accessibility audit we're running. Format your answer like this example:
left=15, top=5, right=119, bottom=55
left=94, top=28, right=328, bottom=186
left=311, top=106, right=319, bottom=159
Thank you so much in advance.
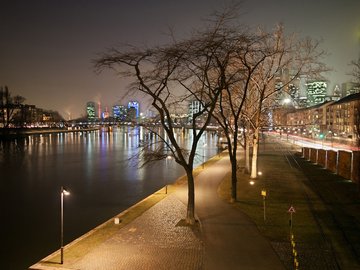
left=302, top=147, right=360, bottom=184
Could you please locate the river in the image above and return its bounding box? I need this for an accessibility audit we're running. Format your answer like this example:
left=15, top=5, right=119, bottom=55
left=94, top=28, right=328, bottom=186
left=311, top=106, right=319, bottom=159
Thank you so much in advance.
left=0, top=126, right=219, bottom=269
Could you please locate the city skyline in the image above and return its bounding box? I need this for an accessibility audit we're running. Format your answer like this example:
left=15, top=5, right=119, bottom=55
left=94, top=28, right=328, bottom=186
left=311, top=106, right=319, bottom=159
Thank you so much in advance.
left=1, top=0, right=359, bottom=118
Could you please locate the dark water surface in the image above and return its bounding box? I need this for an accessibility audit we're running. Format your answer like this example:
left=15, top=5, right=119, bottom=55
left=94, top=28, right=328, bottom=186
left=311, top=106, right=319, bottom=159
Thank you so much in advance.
left=0, top=126, right=219, bottom=269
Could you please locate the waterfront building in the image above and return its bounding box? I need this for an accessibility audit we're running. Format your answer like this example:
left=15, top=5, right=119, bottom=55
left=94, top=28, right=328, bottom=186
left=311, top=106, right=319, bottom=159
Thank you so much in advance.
left=288, top=101, right=333, bottom=137
left=328, top=93, right=360, bottom=142
left=272, top=93, right=360, bottom=145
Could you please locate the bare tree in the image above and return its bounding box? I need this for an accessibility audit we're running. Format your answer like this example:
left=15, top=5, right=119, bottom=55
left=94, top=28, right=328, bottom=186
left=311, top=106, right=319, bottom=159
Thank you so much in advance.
left=184, top=15, right=251, bottom=203
left=207, top=22, right=326, bottom=201
left=95, top=21, right=232, bottom=223
left=209, top=35, right=261, bottom=201
left=0, top=86, right=26, bottom=128
left=350, top=57, right=360, bottom=83
left=238, top=25, right=327, bottom=178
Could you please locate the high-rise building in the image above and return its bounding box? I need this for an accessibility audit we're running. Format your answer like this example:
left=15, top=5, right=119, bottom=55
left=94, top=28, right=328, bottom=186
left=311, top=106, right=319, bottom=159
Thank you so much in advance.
left=112, top=105, right=126, bottom=120
left=188, top=100, right=204, bottom=123
left=97, top=102, right=102, bottom=119
left=341, top=82, right=360, bottom=97
left=330, top=84, right=341, bottom=101
left=128, top=101, right=139, bottom=117
left=102, top=107, right=110, bottom=120
left=126, top=107, right=137, bottom=121
left=273, top=69, right=303, bottom=108
left=86, top=102, right=96, bottom=121
left=306, top=80, right=327, bottom=107
left=188, top=100, right=203, bottom=116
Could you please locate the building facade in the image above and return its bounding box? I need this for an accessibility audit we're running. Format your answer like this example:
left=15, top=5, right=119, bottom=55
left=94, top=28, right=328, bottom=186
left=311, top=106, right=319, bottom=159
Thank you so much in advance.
left=341, top=82, right=360, bottom=97
left=112, top=105, right=126, bottom=121
left=272, top=93, right=360, bottom=146
left=306, top=80, right=328, bottom=107
left=86, top=102, right=97, bottom=121
left=128, top=101, right=139, bottom=118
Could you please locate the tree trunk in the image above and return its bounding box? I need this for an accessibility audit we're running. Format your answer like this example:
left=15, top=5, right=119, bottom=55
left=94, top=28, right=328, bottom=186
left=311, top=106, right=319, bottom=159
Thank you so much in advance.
left=250, top=127, right=260, bottom=179
left=230, top=153, right=237, bottom=203
left=185, top=167, right=196, bottom=225
left=245, top=137, right=250, bottom=174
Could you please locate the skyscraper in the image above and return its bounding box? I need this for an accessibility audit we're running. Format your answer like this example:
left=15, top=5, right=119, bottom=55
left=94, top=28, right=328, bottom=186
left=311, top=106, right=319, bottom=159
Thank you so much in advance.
left=86, top=102, right=96, bottom=121
left=306, top=80, right=327, bottom=107
left=341, top=82, right=360, bottom=97
left=127, top=101, right=139, bottom=117
left=112, top=105, right=126, bottom=121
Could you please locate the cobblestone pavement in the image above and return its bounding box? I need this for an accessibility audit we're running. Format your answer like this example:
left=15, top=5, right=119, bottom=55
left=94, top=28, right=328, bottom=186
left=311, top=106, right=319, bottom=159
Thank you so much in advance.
left=72, top=195, right=203, bottom=270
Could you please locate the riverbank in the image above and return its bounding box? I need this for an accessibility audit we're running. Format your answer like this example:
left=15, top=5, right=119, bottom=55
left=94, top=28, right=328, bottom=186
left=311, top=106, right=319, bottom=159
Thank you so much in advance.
left=29, top=151, right=224, bottom=270
left=2, top=126, right=220, bottom=270
left=29, top=136, right=360, bottom=269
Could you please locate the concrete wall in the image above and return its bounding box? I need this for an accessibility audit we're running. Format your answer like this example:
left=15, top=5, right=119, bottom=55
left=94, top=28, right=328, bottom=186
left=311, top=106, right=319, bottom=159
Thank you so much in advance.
left=303, top=148, right=310, bottom=160
left=337, top=151, right=352, bottom=180
left=326, top=150, right=337, bottom=173
left=302, top=147, right=360, bottom=183
left=317, top=149, right=326, bottom=167
left=352, top=151, right=360, bottom=183
left=310, top=148, right=318, bottom=163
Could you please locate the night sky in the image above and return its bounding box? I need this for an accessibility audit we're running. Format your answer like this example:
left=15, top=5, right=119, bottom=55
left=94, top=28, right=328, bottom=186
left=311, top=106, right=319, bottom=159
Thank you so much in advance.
left=1, top=0, right=359, bottom=119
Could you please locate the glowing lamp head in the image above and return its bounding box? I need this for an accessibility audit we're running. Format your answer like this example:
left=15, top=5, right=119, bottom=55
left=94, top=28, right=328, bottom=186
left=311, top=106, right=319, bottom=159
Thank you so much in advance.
left=61, top=187, right=70, bottom=196
left=283, top=98, right=291, bottom=104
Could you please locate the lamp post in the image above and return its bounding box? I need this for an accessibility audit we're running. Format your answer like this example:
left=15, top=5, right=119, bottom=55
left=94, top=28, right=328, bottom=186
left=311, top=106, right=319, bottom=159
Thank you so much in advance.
left=202, top=143, right=207, bottom=169
left=60, top=186, right=70, bottom=264
left=218, top=138, right=222, bottom=157
left=164, top=155, right=172, bottom=194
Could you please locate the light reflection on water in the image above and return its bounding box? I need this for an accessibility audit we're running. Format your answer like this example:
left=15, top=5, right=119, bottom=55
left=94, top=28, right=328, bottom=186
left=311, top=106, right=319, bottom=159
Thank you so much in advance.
left=0, top=126, right=219, bottom=270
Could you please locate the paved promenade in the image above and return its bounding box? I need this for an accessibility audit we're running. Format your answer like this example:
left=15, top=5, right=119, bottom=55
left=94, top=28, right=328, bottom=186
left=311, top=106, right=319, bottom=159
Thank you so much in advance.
left=30, top=154, right=285, bottom=270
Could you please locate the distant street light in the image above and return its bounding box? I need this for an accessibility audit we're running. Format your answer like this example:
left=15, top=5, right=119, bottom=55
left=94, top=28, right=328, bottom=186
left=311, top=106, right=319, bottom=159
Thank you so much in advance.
left=60, top=186, right=70, bottom=264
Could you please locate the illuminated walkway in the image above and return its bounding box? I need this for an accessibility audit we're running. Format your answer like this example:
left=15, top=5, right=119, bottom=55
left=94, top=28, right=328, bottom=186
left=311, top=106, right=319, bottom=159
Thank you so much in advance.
left=30, top=154, right=285, bottom=270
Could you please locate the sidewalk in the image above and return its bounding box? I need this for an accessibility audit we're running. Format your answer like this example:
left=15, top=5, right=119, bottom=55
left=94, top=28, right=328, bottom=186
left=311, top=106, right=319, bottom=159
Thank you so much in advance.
left=30, top=153, right=285, bottom=270
left=30, top=194, right=203, bottom=270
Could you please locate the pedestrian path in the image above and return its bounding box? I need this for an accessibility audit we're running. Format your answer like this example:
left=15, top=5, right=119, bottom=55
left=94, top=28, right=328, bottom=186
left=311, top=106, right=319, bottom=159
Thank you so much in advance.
left=174, top=155, right=285, bottom=270
left=71, top=195, right=203, bottom=270
left=30, top=153, right=285, bottom=270
left=30, top=195, right=203, bottom=270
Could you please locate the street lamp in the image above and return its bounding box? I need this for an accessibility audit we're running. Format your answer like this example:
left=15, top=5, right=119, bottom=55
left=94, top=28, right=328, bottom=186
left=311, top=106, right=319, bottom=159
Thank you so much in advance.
left=257, top=171, right=267, bottom=222
left=203, top=143, right=207, bottom=169
left=165, top=156, right=172, bottom=194
left=283, top=98, right=291, bottom=105
left=60, top=186, right=70, bottom=264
